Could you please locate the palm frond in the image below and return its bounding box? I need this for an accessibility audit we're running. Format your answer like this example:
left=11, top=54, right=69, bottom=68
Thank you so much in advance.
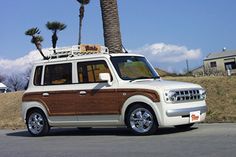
left=46, top=21, right=67, bottom=31
left=25, top=27, right=40, bottom=36
left=77, top=0, right=90, bottom=5
left=31, top=35, right=43, bottom=44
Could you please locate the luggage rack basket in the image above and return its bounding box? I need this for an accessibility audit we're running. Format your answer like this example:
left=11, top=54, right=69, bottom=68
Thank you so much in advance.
left=48, top=45, right=109, bottom=59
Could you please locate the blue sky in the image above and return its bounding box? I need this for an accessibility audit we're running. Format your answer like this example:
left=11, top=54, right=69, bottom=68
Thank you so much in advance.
left=0, top=0, right=236, bottom=73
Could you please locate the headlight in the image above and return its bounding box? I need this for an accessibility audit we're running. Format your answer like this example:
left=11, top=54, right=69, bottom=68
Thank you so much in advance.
left=164, top=91, right=178, bottom=102
left=199, top=89, right=206, bottom=100
left=168, top=91, right=177, bottom=102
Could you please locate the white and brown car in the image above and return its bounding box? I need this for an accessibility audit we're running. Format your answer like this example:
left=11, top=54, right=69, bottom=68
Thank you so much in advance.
left=22, top=45, right=207, bottom=136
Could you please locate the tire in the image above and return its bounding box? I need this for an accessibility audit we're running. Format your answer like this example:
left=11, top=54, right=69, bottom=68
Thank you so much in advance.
left=175, top=123, right=194, bottom=130
left=26, top=109, right=50, bottom=136
left=126, top=104, right=158, bottom=135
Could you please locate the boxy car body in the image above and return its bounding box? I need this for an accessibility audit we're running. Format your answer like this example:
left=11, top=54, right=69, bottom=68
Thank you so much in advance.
left=22, top=45, right=207, bottom=136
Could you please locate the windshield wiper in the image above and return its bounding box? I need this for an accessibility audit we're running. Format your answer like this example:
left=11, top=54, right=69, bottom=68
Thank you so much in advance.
left=130, top=76, right=160, bottom=82
left=152, top=76, right=160, bottom=80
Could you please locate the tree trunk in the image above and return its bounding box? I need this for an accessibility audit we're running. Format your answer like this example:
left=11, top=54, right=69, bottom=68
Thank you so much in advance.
left=78, top=5, right=85, bottom=45
left=52, top=32, right=58, bottom=53
left=35, top=42, right=48, bottom=60
left=100, top=0, right=123, bottom=53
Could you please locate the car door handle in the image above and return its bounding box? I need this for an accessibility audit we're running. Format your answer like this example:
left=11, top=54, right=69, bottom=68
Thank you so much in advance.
left=42, top=92, right=49, bottom=97
left=79, top=91, right=87, bottom=95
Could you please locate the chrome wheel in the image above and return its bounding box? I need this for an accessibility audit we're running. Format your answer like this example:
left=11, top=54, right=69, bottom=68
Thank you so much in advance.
left=129, top=108, right=154, bottom=133
left=28, top=113, right=44, bottom=135
left=27, top=110, right=49, bottom=136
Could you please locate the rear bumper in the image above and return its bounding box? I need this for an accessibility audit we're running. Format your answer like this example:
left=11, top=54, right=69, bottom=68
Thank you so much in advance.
left=166, top=106, right=207, bottom=117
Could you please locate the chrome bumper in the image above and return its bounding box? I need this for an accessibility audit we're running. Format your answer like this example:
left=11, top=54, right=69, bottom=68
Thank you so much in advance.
left=166, top=106, right=207, bottom=117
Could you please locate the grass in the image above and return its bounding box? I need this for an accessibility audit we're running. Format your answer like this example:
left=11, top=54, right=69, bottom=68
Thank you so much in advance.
left=0, top=92, right=24, bottom=129
left=0, top=76, right=235, bottom=129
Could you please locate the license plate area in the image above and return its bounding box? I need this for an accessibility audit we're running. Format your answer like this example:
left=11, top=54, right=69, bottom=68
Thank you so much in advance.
left=190, top=111, right=200, bottom=123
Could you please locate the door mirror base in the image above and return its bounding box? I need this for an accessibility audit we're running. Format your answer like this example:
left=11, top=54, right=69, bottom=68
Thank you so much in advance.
left=99, top=73, right=112, bottom=86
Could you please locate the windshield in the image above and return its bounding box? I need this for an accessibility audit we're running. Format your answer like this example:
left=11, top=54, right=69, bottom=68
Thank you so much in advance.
left=111, top=56, right=159, bottom=81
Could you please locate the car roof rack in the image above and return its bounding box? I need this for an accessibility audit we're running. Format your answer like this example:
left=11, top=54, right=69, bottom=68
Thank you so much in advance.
left=48, top=44, right=109, bottom=59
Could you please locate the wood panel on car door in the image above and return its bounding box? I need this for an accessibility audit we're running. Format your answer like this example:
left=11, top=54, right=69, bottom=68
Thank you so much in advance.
left=22, top=91, right=77, bottom=116
left=22, top=88, right=160, bottom=116
left=41, top=91, right=78, bottom=116
left=75, top=89, right=120, bottom=115
left=74, top=88, right=160, bottom=115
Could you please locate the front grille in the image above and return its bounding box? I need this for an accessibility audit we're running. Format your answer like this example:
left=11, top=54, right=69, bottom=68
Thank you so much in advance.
left=174, top=89, right=201, bottom=102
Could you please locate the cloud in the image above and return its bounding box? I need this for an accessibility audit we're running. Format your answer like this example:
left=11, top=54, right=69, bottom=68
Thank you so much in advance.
left=132, top=43, right=201, bottom=63
left=0, top=43, right=202, bottom=75
left=0, top=49, right=50, bottom=75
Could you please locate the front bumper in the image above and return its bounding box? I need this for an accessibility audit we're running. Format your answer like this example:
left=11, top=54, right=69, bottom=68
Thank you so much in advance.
left=166, top=106, right=207, bottom=117
left=159, top=100, right=207, bottom=126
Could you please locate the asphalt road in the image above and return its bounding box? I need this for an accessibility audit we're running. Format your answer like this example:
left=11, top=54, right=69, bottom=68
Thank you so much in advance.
left=0, top=123, right=236, bottom=157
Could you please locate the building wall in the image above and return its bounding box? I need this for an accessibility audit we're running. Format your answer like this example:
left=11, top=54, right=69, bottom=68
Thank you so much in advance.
left=204, top=56, right=236, bottom=72
left=191, top=66, right=204, bottom=76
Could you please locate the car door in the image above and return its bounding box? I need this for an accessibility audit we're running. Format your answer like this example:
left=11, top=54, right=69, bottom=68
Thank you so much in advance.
left=42, top=62, right=77, bottom=117
left=75, top=60, right=121, bottom=116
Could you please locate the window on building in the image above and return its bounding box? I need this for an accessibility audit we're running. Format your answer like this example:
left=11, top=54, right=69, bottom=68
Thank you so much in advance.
left=210, top=62, right=217, bottom=68
left=225, top=62, right=236, bottom=70
left=77, top=60, right=112, bottom=83
left=44, top=63, right=72, bottom=85
left=34, top=66, right=43, bottom=86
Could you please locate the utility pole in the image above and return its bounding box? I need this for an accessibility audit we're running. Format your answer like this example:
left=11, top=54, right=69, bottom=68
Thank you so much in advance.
left=186, top=59, right=189, bottom=74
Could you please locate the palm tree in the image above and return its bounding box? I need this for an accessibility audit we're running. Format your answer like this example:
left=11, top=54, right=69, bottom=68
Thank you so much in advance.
left=77, top=0, right=90, bottom=45
left=46, top=21, right=67, bottom=53
left=25, top=27, right=48, bottom=60
left=100, top=0, right=123, bottom=53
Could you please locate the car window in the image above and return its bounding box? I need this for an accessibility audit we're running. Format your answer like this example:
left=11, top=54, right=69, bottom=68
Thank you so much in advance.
left=77, top=60, right=112, bottom=83
left=111, top=56, right=159, bottom=80
left=118, top=61, right=153, bottom=79
left=44, top=63, right=72, bottom=85
left=33, top=66, right=43, bottom=86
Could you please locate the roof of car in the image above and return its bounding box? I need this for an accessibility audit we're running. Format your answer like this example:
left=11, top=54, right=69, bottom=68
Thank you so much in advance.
left=33, top=45, right=145, bottom=65
left=35, top=53, right=144, bottom=65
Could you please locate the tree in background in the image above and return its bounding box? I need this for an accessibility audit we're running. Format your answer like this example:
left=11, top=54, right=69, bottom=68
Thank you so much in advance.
left=0, top=74, right=5, bottom=82
left=6, top=74, right=25, bottom=91
left=77, top=0, right=90, bottom=45
left=100, top=0, right=122, bottom=53
left=46, top=21, right=67, bottom=53
left=25, top=28, right=48, bottom=60
left=23, top=67, right=33, bottom=90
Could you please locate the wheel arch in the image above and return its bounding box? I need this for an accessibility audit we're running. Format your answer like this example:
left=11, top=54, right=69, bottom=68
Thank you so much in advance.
left=22, top=101, right=49, bottom=123
left=121, top=95, right=162, bottom=126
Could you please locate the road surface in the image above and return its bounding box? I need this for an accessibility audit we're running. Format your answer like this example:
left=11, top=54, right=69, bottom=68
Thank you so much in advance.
left=0, top=123, right=236, bottom=157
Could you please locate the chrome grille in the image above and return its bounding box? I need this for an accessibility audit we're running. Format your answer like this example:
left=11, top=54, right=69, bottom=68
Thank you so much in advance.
left=165, top=88, right=206, bottom=103
left=175, top=89, right=201, bottom=102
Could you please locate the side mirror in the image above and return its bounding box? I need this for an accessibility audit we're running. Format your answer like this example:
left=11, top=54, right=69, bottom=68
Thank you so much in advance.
left=99, top=73, right=112, bottom=86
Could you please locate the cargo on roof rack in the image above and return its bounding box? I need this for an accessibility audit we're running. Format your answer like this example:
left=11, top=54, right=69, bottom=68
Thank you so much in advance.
left=48, top=44, right=109, bottom=59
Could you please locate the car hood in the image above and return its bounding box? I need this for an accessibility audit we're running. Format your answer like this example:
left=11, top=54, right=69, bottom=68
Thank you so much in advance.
left=127, top=79, right=202, bottom=91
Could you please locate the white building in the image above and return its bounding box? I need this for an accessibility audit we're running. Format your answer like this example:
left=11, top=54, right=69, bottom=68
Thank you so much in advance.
left=204, top=50, right=236, bottom=74
left=0, top=83, right=7, bottom=93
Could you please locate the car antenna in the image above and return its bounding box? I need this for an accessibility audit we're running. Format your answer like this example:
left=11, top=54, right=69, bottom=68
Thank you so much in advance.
left=122, top=44, right=128, bottom=53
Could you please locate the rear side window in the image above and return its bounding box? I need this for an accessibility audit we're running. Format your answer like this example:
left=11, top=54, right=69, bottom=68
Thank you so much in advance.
left=77, top=60, right=111, bottom=83
left=34, top=66, right=43, bottom=86
left=44, top=63, right=72, bottom=85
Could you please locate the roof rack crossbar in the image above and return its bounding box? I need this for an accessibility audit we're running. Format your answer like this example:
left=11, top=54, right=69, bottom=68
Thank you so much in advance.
left=48, top=45, right=109, bottom=59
